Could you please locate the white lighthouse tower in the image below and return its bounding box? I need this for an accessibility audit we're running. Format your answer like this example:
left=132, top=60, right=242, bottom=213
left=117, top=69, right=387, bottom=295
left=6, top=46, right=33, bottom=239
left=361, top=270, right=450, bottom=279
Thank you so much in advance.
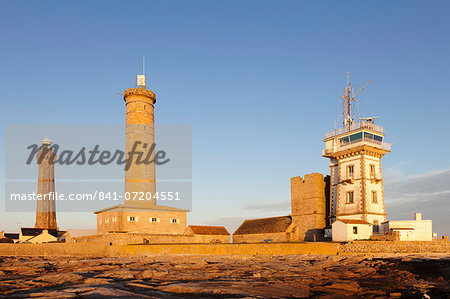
left=323, top=73, right=392, bottom=233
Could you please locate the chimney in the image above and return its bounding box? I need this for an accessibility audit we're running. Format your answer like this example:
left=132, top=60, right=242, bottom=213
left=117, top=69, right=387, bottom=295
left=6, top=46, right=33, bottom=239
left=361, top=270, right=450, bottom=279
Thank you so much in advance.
left=414, top=213, right=422, bottom=221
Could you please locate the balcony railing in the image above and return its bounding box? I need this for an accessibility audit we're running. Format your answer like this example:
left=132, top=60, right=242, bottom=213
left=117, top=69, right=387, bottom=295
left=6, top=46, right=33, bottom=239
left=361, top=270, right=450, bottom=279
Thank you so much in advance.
left=322, top=139, right=391, bottom=155
left=324, top=120, right=384, bottom=139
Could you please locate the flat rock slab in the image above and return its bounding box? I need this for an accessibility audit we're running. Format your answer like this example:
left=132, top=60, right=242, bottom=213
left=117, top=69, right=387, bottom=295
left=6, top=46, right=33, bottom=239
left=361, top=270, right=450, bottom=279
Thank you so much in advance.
left=0, top=254, right=448, bottom=298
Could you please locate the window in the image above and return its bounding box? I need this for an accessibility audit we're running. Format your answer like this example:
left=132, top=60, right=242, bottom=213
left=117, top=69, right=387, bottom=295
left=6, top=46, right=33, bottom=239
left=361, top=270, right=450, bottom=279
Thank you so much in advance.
left=347, top=165, right=354, bottom=179
left=105, top=218, right=109, bottom=224
left=374, top=135, right=383, bottom=143
left=346, top=191, right=354, bottom=204
left=364, top=132, right=383, bottom=144
left=339, top=133, right=362, bottom=146
left=373, top=220, right=379, bottom=233
left=339, top=136, right=350, bottom=146
left=150, top=217, right=159, bottom=223
left=170, top=218, right=180, bottom=224
left=353, top=227, right=358, bottom=234
left=372, top=191, right=377, bottom=203
left=349, top=132, right=362, bottom=143
left=127, top=216, right=138, bottom=222
left=370, top=164, right=375, bottom=179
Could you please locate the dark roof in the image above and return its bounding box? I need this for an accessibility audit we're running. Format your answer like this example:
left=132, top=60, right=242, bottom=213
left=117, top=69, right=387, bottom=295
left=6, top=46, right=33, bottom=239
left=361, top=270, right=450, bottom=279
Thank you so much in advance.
left=337, top=219, right=372, bottom=225
left=21, top=228, right=59, bottom=238
left=233, top=216, right=293, bottom=235
left=390, top=227, right=415, bottom=230
left=4, top=233, right=19, bottom=240
left=187, top=225, right=230, bottom=235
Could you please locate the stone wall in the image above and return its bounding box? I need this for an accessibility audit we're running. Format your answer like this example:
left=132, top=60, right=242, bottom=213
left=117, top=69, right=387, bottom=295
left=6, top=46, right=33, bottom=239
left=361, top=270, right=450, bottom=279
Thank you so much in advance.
left=233, top=232, right=292, bottom=243
left=67, top=232, right=230, bottom=245
left=1, top=240, right=448, bottom=257
left=340, top=240, right=450, bottom=254
left=0, top=242, right=340, bottom=256
left=369, top=232, right=400, bottom=241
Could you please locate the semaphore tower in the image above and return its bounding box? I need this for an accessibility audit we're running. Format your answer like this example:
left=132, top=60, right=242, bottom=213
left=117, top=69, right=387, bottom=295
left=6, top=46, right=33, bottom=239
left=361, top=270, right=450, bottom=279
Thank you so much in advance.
left=94, top=63, right=189, bottom=235
left=123, top=71, right=157, bottom=206
left=322, top=73, right=391, bottom=232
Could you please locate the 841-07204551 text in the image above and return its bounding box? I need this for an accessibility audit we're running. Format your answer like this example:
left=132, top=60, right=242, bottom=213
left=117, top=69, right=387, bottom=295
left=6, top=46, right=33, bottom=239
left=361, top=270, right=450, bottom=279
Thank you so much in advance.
left=9, top=191, right=181, bottom=201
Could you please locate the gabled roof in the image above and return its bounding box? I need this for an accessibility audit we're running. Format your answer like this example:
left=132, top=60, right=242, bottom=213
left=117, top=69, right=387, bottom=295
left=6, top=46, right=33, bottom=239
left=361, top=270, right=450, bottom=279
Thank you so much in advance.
left=337, top=219, right=372, bottom=225
left=94, top=203, right=189, bottom=214
left=4, top=233, right=19, bottom=240
left=187, top=225, right=230, bottom=235
left=233, top=216, right=293, bottom=235
left=20, top=228, right=59, bottom=238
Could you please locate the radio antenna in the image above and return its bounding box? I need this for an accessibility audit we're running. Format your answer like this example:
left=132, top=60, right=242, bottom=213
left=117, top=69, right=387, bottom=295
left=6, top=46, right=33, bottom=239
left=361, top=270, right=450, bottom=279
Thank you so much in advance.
left=340, top=73, right=370, bottom=130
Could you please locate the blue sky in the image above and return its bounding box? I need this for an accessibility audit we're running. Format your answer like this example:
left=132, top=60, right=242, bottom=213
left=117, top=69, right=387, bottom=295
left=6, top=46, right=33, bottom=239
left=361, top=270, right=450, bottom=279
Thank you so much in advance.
left=1, top=1, right=449, bottom=235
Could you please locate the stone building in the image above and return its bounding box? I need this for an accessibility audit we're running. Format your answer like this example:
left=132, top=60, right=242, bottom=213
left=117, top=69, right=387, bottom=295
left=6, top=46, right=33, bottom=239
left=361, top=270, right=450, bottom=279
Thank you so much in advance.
left=184, top=225, right=230, bottom=243
left=94, top=74, right=188, bottom=236
left=233, top=173, right=330, bottom=243
left=233, top=216, right=296, bottom=243
left=95, top=204, right=188, bottom=235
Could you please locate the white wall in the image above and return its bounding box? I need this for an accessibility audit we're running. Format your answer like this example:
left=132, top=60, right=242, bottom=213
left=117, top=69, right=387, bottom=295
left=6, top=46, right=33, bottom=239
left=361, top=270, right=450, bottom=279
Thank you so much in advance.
left=382, top=220, right=432, bottom=241
left=332, top=221, right=372, bottom=242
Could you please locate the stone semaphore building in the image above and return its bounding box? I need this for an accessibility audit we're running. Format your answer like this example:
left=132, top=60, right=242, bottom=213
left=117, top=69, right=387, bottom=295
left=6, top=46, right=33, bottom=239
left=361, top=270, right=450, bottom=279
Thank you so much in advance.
left=94, top=75, right=188, bottom=235
left=70, top=73, right=229, bottom=244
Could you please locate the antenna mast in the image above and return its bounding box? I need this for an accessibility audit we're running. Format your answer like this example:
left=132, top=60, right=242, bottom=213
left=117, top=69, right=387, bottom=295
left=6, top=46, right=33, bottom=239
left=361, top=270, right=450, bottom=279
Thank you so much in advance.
left=137, top=55, right=146, bottom=87
left=340, top=73, right=371, bottom=130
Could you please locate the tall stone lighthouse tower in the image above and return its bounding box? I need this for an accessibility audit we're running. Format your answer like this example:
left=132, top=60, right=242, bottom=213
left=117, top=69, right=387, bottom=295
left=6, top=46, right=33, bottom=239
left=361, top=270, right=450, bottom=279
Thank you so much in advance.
left=35, top=138, right=58, bottom=229
left=123, top=74, right=157, bottom=206
left=322, top=74, right=391, bottom=232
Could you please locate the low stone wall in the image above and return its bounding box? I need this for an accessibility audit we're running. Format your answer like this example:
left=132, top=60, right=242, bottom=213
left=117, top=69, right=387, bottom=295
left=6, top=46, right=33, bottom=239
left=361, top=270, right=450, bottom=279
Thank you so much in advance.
left=114, top=242, right=340, bottom=256
left=0, top=242, right=340, bottom=256
left=369, top=233, right=399, bottom=241
left=67, top=233, right=230, bottom=245
left=233, top=232, right=291, bottom=243
left=1, top=240, right=449, bottom=257
left=340, top=240, right=450, bottom=254
left=0, top=243, right=113, bottom=257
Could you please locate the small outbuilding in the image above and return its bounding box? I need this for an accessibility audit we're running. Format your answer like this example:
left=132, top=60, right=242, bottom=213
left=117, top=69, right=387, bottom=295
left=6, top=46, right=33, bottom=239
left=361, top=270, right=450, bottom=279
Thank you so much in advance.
left=184, top=225, right=230, bottom=243
left=381, top=213, right=432, bottom=241
left=331, top=219, right=372, bottom=242
left=0, top=231, right=18, bottom=243
left=4, top=233, right=19, bottom=243
left=19, top=228, right=65, bottom=243
left=233, top=216, right=297, bottom=243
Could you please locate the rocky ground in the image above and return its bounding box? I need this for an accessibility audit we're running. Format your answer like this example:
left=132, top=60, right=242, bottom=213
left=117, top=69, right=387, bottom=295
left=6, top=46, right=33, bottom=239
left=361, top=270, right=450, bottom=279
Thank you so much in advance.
left=0, top=254, right=449, bottom=298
